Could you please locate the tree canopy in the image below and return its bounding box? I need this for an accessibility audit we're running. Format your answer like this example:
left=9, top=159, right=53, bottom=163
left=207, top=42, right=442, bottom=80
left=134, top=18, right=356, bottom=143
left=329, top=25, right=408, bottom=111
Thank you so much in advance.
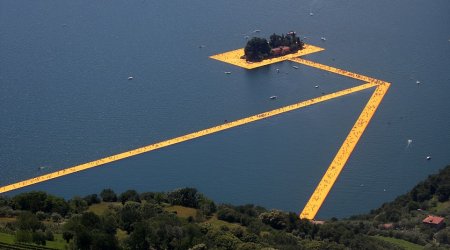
left=0, top=166, right=449, bottom=249
left=244, top=31, right=304, bottom=62
left=244, top=37, right=271, bottom=62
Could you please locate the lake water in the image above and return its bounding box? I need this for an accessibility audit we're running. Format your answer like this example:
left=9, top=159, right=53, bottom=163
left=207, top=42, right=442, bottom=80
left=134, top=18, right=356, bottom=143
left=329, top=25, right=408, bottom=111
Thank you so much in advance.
left=1, top=0, right=449, bottom=218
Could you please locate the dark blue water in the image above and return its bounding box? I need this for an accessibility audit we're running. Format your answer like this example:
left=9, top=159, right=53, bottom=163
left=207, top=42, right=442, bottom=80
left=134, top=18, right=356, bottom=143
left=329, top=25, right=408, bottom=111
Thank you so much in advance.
left=1, top=0, right=449, bottom=218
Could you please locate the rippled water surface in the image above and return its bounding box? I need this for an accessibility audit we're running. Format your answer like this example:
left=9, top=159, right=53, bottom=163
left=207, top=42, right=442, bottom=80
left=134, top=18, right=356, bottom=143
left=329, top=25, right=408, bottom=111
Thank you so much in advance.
left=1, top=0, right=450, bottom=218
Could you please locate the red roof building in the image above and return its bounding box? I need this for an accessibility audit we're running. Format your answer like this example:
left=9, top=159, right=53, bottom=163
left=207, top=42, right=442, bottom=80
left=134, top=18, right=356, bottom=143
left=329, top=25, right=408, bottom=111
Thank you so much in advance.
left=271, top=46, right=291, bottom=57
left=271, top=47, right=282, bottom=56
left=280, top=46, right=290, bottom=55
left=311, top=220, right=325, bottom=225
left=422, top=215, right=445, bottom=228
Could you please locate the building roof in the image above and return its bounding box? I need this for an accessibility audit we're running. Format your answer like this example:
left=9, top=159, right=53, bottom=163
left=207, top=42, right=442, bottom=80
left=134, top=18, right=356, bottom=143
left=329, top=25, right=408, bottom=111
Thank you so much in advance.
left=271, top=48, right=282, bottom=53
left=422, top=215, right=444, bottom=225
left=311, top=220, right=325, bottom=225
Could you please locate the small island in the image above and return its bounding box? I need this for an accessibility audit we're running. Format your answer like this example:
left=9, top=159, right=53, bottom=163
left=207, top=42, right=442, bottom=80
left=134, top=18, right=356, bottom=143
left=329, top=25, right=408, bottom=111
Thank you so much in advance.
left=210, top=34, right=322, bottom=69
left=244, top=31, right=305, bottom=62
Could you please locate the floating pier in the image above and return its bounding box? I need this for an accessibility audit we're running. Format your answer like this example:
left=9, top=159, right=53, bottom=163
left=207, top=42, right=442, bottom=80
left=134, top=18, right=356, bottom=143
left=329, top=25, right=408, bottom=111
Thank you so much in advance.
left=0, top=45, right=390, bottom=222
left=0, top=82, right=376, bottom=194
left=210, top=44, right=324, bottom=69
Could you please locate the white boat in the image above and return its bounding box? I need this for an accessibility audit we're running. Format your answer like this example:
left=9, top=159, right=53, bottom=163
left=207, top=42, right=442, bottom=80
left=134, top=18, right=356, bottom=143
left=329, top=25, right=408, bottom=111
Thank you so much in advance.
left=128, top=76, right=134, bottom=80
left=321, top=37, right=327, bottom=41
left=426, top=156, right=431, bottom=160
left=224, top=71, right=231, bottom=74
left=292, top=66, right=299, bottom=69
left=269, top=96, right=277, bottom=100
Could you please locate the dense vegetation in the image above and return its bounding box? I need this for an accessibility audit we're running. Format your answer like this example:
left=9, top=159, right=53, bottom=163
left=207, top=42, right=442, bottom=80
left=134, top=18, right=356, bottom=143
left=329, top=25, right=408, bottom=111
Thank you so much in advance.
left=349, top=165, right=450, bottom=247
left=0, top=165, right=449, bottom=249
left=244, top=32, right=304, bottom=62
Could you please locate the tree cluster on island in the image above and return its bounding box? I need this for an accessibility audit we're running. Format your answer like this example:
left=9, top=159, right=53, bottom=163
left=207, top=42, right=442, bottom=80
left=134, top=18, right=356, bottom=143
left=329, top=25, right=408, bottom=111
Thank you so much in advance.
left=244, top=32, right=305, bottom=62
left=0, top=165, right=449, bottom=249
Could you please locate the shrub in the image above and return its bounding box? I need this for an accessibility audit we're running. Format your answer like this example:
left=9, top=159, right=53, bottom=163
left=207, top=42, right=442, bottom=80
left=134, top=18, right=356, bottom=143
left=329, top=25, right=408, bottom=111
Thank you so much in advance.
left=83, top=194, right=101, bottom=205
left=168, top=188, right=200, bottom=208
left=119, top=190, right=141, bottom=204
left=36, top=211, right=47, bottom=221
left=51, top=212, right=63, bottom=223
left=100, top=188, right=117, bottom=202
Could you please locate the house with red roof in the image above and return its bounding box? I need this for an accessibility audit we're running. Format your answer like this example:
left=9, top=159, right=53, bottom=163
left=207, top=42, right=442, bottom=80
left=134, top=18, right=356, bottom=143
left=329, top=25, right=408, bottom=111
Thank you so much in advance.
left=422, top=215, right=445, bottom=228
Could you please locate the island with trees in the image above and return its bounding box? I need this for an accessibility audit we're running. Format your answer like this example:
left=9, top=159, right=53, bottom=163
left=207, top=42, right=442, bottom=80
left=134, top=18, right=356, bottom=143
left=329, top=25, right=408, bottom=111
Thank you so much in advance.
left=244, top=31, right=305, bottom=62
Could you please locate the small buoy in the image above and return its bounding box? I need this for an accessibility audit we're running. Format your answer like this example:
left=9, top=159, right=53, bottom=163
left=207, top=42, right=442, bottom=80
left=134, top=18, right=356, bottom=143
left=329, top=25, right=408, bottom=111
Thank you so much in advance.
left=128, top=76, right=134, bottom=80
left=426, top=156, right=431, bottom=160
left=383, top=189, right=386, bottom=192
left=276, top=69, right=280, bottom=73
left=309, top=12, right=314, bottom=16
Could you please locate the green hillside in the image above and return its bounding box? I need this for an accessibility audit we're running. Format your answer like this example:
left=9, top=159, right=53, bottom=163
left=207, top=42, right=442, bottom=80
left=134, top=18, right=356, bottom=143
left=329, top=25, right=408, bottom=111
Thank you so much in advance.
left=0, top=165, right=448, bottom=249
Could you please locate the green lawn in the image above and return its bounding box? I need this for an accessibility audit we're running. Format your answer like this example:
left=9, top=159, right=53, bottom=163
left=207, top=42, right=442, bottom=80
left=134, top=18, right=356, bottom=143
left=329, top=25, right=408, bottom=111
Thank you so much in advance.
left=203, top=215, right=243, bottom=230
left=0, top=232, right=67, bottom=249
left=0, top=232, right=14, bottom=244
left=373, top=235, right=424, bottom=250
left=164, top=205, right=198, bottom=218
left=46, top=234, right=67, bottom=249
left=116, top=229, right=128, bottom=242
left=88, top=202, right=121, bottom=215
left=435, top=200, right=450, bottom=213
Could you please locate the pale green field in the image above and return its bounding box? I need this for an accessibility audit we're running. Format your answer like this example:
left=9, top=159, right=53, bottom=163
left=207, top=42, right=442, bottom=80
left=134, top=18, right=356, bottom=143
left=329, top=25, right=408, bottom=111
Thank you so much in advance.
left=373, top=235, right=424, bottom=250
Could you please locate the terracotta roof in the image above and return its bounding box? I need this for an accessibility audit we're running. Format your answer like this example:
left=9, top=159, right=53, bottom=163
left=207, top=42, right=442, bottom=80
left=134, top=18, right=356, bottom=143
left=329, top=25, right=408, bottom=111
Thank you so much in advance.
left=382, top=223, right=393, bottom=229
left=271, top=48, right=282, bottom=53
left=422, top=215, right=444, bottom=225
left=311, top=220, right=325, bottom=225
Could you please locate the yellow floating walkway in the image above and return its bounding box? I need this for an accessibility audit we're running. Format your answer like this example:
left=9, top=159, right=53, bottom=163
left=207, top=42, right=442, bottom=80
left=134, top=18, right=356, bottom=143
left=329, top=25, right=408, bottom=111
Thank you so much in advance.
left=289, top=57, right=389, bottom=85
left=1, top=46, right=391, bottom=222
left=289, top=58, right=390, bottom=219
left=0, top=83, right=376, bottom=194
left=210, top=44, right=324, bottom=69
left=299, top=82, right=389, bottom=219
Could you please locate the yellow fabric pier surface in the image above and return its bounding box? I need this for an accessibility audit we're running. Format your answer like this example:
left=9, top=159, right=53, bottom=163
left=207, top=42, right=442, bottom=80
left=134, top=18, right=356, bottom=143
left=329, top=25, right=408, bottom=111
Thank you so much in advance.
left=1, top=44, right=390, bottom=221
